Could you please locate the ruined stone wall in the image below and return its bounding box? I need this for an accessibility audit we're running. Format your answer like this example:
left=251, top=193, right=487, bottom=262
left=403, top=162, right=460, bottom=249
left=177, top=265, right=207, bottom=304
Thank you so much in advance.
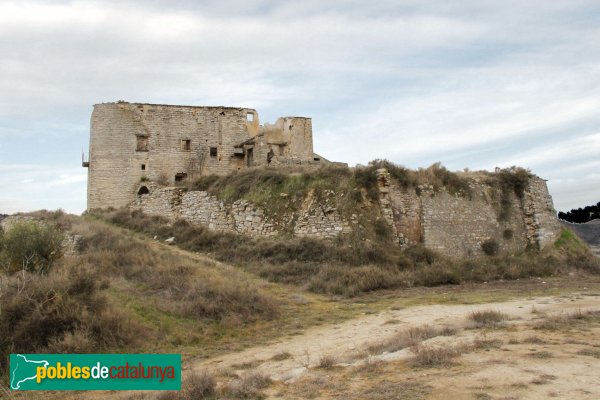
left=132, top=188, right=278, bottom=236
left=377, top=169, right=421, bottom=245
left=523, top=177, right=563, bottom=248
left=86, top=102, right=322, bottom=210
left=87, top=102, right=256, bottom=209
left=293, top=189, right=353, bottom=238
left=419, top=181, right=529, bottom=257
left=130, top=170, right=562, bottom=257
left=252, top=117, right=315, bottom=167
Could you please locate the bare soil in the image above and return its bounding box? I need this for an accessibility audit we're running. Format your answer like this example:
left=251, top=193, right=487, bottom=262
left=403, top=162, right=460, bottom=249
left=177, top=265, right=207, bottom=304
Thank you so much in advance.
left=188, top=293, right=600, bottom=399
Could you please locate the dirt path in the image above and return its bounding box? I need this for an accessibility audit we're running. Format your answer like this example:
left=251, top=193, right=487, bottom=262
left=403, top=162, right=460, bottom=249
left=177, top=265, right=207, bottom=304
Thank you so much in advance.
left=191, top=293, right=600, bottom=383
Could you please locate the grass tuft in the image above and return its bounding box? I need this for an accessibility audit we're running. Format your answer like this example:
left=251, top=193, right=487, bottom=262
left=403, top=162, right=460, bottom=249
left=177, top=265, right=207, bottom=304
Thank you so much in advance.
left=469, top=310, right=509, bottom=328
left=409, top=345, right=465, bottom=368
left=367, top=325, right=456, bottom=354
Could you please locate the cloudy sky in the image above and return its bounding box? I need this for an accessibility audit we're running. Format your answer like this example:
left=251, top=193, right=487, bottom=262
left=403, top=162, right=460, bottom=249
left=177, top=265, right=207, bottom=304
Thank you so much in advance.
left=1, top=0, right=599, bottom=214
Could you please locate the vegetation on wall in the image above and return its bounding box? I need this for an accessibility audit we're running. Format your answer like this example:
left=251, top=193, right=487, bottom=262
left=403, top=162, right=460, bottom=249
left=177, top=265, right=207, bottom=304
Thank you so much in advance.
left=187, top=160, right=474, bottom=231
left=98, top=208, right=599, bottom=297
left=486, top=167, right=532, bottom=222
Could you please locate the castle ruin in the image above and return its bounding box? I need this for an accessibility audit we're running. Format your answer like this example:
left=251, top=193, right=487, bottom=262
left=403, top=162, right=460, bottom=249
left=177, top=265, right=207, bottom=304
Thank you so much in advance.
left=84, top=101, right=562, bottom=258
left=85, top=102, right=327, bottom=209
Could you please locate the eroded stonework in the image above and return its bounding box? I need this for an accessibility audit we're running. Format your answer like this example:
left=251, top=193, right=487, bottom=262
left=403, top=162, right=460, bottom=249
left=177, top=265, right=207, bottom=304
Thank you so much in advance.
left=131, top=169, right=562, bottom=257
left=85, top=102, right=329, bottom=210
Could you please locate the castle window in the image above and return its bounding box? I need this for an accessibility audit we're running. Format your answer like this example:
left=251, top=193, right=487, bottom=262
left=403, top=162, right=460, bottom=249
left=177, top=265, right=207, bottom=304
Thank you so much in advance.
left=181, top=139, right=191, bottom=151
left=210, top=147, right=218, bottom=157
left=175, top=173, right=187, bottom=182
left=141, top=164, right=146, bottom=170
left=136, top=136, right=148, bottom=151
left=247, top=112, right=254, bottom=122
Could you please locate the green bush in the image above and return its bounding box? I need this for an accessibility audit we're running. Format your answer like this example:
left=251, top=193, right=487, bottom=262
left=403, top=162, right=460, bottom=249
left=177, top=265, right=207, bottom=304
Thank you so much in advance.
left=0, top=265, right=142, bottom=375
left=1, top=220, right=64, bottom=274
left=353, top=166, right=380, bottom=201
left=369, top=159, right=420, bottom=189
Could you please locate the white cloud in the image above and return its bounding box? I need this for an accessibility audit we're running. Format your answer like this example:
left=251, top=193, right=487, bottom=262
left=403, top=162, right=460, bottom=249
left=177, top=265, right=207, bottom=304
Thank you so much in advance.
left=0, top=0, right=599, bottom=212
left=0, top=164, right=86, bottom=214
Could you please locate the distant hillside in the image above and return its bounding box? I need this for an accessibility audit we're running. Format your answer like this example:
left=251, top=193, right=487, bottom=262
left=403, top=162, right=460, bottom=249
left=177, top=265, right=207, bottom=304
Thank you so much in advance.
left=562, top=219, right=600, bottom=257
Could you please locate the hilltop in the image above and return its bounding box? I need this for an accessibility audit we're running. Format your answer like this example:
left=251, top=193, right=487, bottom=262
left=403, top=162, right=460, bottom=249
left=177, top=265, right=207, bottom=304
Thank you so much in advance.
left=0, top=208, right=599, bottom=398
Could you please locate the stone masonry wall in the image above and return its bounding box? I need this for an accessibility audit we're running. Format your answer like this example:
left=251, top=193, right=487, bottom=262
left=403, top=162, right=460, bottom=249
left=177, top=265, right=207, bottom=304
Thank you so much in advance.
left=419, top=180, right=529, bottom=257
left=293, top=189, right=353, bottom=238
left=86, top=102, right=320, bottom=210
left=131, top=169, right=562, bottom=257
left=133, top=188, right=277, bottom=236
left=88, top=102, right=256, bottom=209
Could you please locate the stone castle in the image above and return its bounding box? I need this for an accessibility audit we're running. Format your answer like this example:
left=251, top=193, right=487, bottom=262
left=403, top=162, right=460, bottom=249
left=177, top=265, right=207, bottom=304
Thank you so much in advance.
left=85, top=101, right=328, bottom=209
left=85, top=101, right=562, bottom=258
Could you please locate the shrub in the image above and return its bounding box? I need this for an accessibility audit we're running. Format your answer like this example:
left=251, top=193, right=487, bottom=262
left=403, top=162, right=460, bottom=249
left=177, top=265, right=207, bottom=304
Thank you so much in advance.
left=353, top=165, right=380, bottom=201
left=184, top=371, right=216, bottom=399
left=0, top=265, right=141, bottom=375
left=368, top=325, right=456, bottom=354
left=503, top=229, right=514, bottom=240
left=423, top=162, right=473, bottom=197
left=409, top=345, right=463, bottom=368
left=534, top=310, right=600, bottom=331
left=192, top=174, right=220, bottom=191
left=490, top=167, right=531, bottom=221
left=374, top=218, right=393, bottom=239
left=481, top=239, right=499, bottom=256
left=1, top=220, right=64, bottom=274
left=318, top=354, right=338, bottom=369
left=225, top=372, right=272, bottom=399
left=96, top=207, right=599, bottom=298
left=158, top=371, right=216, bottom=400
left=368, top=159, right=420, bottom=189
left=469, top=310, right=509, bottom=328
left=270, top=352, right=292, bottom=361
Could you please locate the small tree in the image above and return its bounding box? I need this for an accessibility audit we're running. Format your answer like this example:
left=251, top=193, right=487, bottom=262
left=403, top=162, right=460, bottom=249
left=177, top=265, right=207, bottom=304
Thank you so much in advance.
left=187, top=147, right=207, bottom=186
left=0, top=221, right=64, bottom=274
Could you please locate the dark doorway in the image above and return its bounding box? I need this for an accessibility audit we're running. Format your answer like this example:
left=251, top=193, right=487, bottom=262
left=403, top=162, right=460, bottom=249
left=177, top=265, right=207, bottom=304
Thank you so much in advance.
left=137, top=186, right=150, bottom=196
left=246, top=148, right=254, bottom=167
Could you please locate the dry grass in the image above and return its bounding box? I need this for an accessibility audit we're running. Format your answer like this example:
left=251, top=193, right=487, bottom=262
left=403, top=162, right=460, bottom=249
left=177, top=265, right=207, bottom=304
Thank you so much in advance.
left=285, top=374, right=332, bottom=399
left=158, top=371, right=216, bottom=400
left=352, top=357, right=386, bottom=375
left=469, top=310, right=510, bottom=328
left=529, top=350, right=554, bottom=359
left=367, top=325, right=457, bottom=354
left=531, top=374, right=557, bottom=385
left=346, top=380, right=432, bottom=400
left=318, top=354, right=338, bottom=369
left=0, top=210, right=281, bottom=376
left=535, top=309, right=600, bottom=331
left=523, top=336, right=548, bottom=344
left=473, top=337, right=503, bottom=350
left=224, top=371, right=272, bottom=399
left=94, top=176, right=600, bottom=298
left=577, top=348, right=600, bottom=358
left=409, top=345, right=465, bottom=368
left=270, top=351, right=292, bottom=361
